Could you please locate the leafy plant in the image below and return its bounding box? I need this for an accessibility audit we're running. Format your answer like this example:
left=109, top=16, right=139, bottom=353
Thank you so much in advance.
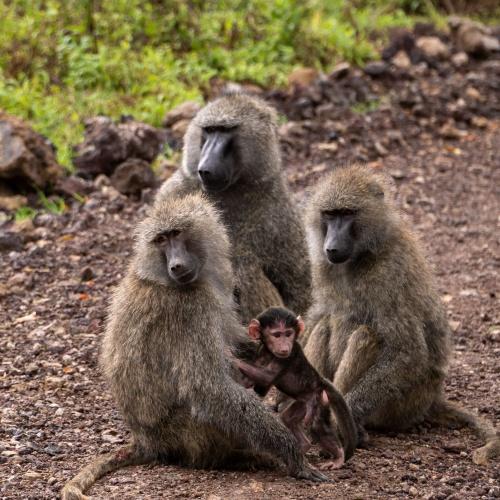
left=15, top=206, right=37, bottom=221
left=37, top=191, right=66, bottom=215
left=0, top=0, right=479, bottom=171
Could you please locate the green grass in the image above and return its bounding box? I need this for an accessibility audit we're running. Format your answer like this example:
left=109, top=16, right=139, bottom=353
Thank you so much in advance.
left=0, top=0, right=450, bottom=171
left=14, top=206, right=37, bottom=221
left=37, top=191, right=67, bottom=214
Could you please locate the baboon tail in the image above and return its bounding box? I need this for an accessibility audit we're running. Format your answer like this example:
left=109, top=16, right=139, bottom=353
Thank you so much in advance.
left=428, top=399, right=499, bottom=465
left=323, top=382, right=358, bottom=461
left=61, top=444, right=148, bottom=499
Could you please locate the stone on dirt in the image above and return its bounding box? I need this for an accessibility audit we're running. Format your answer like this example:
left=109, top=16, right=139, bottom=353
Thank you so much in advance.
left=110, top=158, right=157, bottom=196
left=449, top=16, right=500, bottom=56
left=288, top=67, right=319, bottom=88
left=162, top=101, right=201, bottom=128
left=0, top=195, right=28, bottom=211
left=73, top=116, right=165, bottom=178
left=0, top=112, right=64, bottom=191
left=416, top=36, right=450, bottom=60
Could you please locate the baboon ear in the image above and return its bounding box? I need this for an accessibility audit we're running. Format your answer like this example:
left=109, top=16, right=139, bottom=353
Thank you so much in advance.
left=296, top=316, right=305, bottom=336
left=248, top=319, right=261, bottom=340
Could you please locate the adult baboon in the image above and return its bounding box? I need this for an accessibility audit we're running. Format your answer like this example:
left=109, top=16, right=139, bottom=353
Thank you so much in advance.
left=303, top=164, right=498, bottom=464
left=62, top=194, right=326, bottom=499
left=157, top=94, right=311, bottom=323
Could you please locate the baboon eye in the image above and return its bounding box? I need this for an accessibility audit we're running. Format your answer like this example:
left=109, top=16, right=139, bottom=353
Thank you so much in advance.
left=203, top=125, right=238, bottom=134
left=154, top=233, right=168, bottom=244
left=323, top=209, right=357, bottom=218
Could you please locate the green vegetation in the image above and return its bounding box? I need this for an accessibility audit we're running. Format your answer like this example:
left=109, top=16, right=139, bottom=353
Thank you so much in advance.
left=37, top=191, right=67, bottom=214
left=14, top=206, right=38, bottom=221
left=0, top=0, right=457, bottom=170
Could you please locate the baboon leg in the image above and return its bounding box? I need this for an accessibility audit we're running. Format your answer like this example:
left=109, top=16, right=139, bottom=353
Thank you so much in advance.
left=281, top=401, right=311, bottom=452
left=310, top=406, right=345, bottom=468
left=333, top=326, right=381, bottom=396
left=224, top=449, right=280, bottom=471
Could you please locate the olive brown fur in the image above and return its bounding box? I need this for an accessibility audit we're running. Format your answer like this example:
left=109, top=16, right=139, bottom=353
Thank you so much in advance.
left=157, top=94, right=311, bottom=323
left=61, top=193, right=321, bottom=499
left=303, top=163, right=498, bottom=464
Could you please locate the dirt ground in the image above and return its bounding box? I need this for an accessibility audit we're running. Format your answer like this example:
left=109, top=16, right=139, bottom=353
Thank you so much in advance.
left=1, top=49, right=499, bottom=499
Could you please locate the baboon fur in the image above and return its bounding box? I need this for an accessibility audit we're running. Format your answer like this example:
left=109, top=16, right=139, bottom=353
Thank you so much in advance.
left=303, top=164, right=498, bottom=464
left=157, top=94, right=311, bottom=323
left=61, top=193, right=311, bottom=499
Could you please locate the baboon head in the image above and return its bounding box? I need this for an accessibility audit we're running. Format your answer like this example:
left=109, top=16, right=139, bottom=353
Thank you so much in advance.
left=307, top=164, right=395, bottom=265
left=134, top=194, right=231, bottom=286
left=182, top=94, right=280, bottom=192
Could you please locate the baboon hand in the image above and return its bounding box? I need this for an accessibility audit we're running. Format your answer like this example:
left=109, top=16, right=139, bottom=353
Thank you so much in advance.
left=292, top=463, right=331, bottom=482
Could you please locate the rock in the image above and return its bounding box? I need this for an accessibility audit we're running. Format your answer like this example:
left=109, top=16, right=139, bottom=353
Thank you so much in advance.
left=73, top=116, right=165, bottom=178
left=288, top=67, right=319, bottom=88
left=24, top=471, right=43, bottom=480
left=162, top=101, right=201, bottom=128
left=13, top=218, right=34, bottom=233
left=449, top=16, right=500, bottom=56
left=171, top=119, right=191, bottom=141
left=392, top=50, right=411, bottom=69
left=54, top=407, right=64, bottom=416
left=55, top=175, right=94, bottom=197
left=8, top=272, right=27, bottom=287
left=0, top=112, right=64, bottom=191
left=314, top=142, right=338, bottom=153
left=329, top=62, right=351, bottom=79
left=451, top=51, right=469, bottom=67
left=0, top=195, right=28, bottom=211
left=465, top=86, right=481, bottom=101
left=471, top=116, right=489, bottom=128
left=94, top=174, right=111, bottom=189
left=443, top=441, right=463, bottom=454
left=110, top=158, right=157, bottom=196
left=0, top=231, right=23, bottom=252
left=416, top=36, right=450, bottom=60
left=374, top=141, right=389, bottom=157
left=80, top=267, right=94, bottom=282
left=439, top=123, right=467, bottom=139
left=364, top=61, right=390, bottom=77
left=157, top=160, right=178, bottom=183
left=409, top=486, right=419, bottom=497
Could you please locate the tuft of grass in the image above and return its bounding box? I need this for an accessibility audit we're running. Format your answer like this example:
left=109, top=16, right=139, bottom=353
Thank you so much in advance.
left=352, top=98, right=380, bottom=114
left=15, top=206, right=37, bottom=221
left=37, top=191, right=67, bottom=215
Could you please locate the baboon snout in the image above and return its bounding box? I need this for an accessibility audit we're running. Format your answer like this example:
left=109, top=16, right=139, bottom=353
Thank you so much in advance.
left=323, top=219, right=354, bottom=264
left=197, top=130, right=234, bottom=192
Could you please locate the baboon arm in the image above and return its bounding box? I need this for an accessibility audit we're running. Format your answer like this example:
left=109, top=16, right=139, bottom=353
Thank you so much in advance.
left=193, top=380, right=303, bottom=473
left=303, top=316, right=333, bottom=380
left=236, top=360, right=277, bottom=386
left=344, top=342, right=427, bottom=424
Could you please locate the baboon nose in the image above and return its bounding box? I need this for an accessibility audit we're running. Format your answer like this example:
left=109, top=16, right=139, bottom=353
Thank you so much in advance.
left=199, top=169, right=211, bottom=180
left=170, top=263, right=185, bottom=274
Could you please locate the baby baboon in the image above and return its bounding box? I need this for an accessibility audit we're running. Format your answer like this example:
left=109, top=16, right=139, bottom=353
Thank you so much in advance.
left=303, top=164, right=498, bottom=464
left=62, top=194, right=326, bottom=499
left=157, top=94, right=311, bottom=323
left=231, top=306, right=357, bottom=469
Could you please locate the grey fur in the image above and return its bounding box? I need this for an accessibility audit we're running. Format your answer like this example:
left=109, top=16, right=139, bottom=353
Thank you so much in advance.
left=303, top=164, right=498, bottom=464
left=62, top=193, right=323, bottom=499
left=157, top=94, right=311, bottom=323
